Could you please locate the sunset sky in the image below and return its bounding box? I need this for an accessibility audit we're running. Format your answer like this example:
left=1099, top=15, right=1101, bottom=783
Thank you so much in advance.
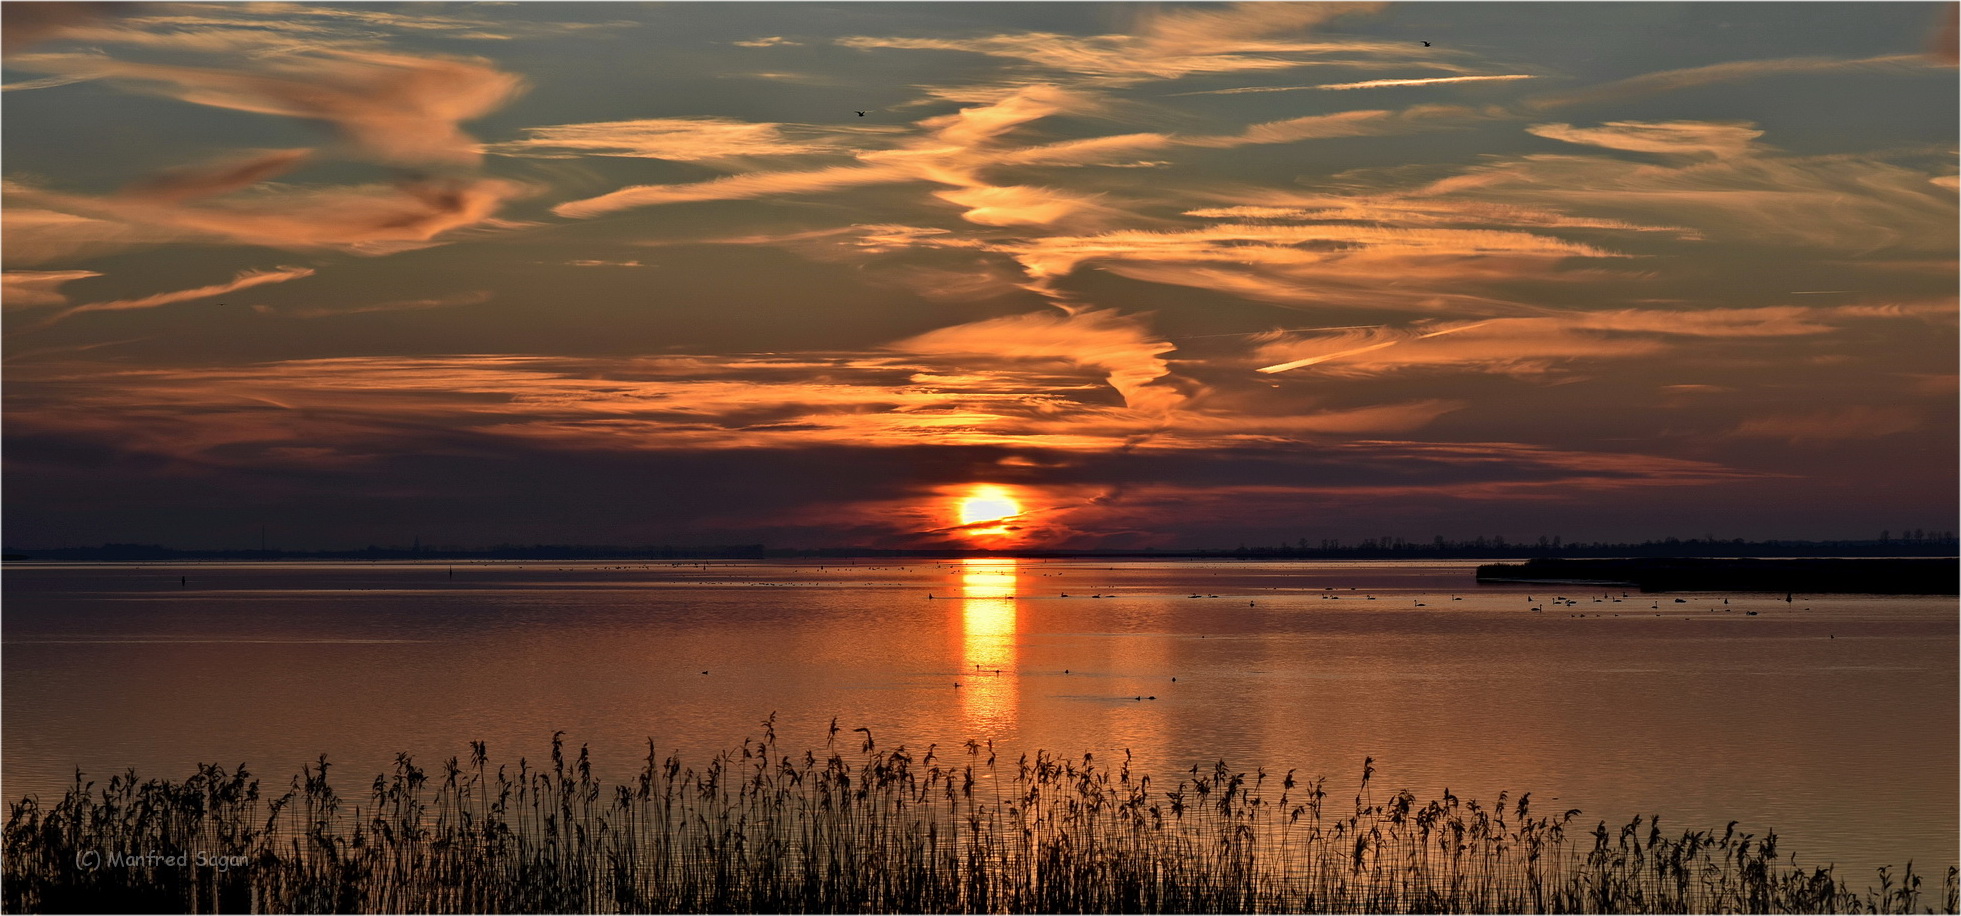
left=4, top=1, right=1955, bottom=551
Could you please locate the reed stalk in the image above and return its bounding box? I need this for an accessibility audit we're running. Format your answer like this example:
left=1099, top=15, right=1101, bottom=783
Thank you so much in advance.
left=6, top=716, right=1954, bottom=914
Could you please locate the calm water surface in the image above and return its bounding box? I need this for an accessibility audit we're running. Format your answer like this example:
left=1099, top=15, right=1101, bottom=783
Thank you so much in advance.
left=4, top=559, right=1955, bottom=880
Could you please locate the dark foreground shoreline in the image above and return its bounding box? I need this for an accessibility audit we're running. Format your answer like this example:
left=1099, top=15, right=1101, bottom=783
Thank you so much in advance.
left=1476, top=556, right=1959, bottom=594
left=6, top=729, right=1957, bottom=914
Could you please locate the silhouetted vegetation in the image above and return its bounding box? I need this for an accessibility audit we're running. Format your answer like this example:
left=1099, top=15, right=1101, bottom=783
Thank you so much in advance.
left=7, top=720, right=1955, bottom=914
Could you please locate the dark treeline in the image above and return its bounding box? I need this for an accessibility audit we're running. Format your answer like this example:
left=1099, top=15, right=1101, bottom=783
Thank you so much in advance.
left=5, top=534, right=1956, bottom=563
left=1205, top=533, right=1960, bottom=560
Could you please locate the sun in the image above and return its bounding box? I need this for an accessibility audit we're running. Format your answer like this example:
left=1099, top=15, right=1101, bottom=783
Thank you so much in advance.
left=956, top=485, right=1022, bottom=539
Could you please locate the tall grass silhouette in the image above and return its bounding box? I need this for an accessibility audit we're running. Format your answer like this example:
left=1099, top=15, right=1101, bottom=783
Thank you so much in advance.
left=7, top=715, right=1955, bottom=913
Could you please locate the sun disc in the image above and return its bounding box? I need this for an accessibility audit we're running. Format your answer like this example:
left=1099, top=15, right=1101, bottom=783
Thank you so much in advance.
left=958, top=486, right=1020, bottom=527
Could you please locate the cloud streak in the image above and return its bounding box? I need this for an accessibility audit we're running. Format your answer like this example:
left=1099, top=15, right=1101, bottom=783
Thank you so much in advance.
left=1526, top=120, right=1764, bottom=157
left=2, top=270, right=103, bottom=309
left=9, top=49, right=524, bottom=166
left=492, top=118, right=875, bottom=161
left=11, top=175, right=529, bottom=256
left=1312, top=74, right=1538, bottom=91
left=39, top=266, right=315, bottom=326
left=1527, top=53, right=1933, bottom=110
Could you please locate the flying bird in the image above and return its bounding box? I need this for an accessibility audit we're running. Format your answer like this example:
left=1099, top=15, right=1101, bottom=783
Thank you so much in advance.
left=854, top=110, right=868, bottom=117
left=1421, top=41, right=1432, bottom=46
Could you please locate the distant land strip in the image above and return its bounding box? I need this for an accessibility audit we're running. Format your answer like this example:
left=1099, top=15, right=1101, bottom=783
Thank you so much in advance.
left=1477, top=557, right=1959, bottom=595
left=3, top=536, right=1956, bottom=563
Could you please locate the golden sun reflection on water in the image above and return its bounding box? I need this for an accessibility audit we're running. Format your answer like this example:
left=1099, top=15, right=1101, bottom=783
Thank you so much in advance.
left=958, top=558, right=1018, bottom=733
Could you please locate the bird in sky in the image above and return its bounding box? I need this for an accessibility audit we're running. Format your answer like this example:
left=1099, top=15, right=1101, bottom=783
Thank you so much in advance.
left=854, top=110, right=868, bottom=117
left=1421, top=41, right=1432, bottom=46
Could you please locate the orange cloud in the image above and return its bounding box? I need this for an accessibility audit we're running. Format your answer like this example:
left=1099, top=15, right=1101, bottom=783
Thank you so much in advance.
left=1183, top=196, right=1696, bottom=235
left=894, top=308, right=1184, bottom=414
left=1420, top=152, right=1957, bottom=251
left=13, top=176, right=529, bottom=256
left=2, top=269, right=102, bottom=308
left=554, top=85, right=1125, bottom=228
left=1, top=2, right=119, bottom=52
left=0, top=205, right=187, bottom=265
left=1527, top=53, right=1933, bottom=110
left=1730, top=407, right=1920, bottom=443
left=1249, top=302, right=1948, bottom=378
left=267, top=291, right=493, bottom=320
left=838, top=2, right=1395, bottom=83
left=1526, top=120, right=1764, bottom=158
left=1312, top=74, right=1538, bottom=91
left=1009, top=222, right=1619, bottom=273
left=552, top=164, right=913, bottom=219
left=119, top=149, right=315, bottom=202
left=42, top=266, right=315, bottom=326
left=9, top=48, right=524, bottom=166
left=492, top=117, right=871, bottom=161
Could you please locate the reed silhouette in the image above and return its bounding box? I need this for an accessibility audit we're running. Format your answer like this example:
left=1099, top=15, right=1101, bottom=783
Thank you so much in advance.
left=6, top=717, right=1955, bottom=914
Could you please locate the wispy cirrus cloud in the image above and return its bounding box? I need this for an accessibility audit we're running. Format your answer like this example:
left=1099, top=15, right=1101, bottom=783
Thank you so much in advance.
left=263, top=290, right=493, bottom=320
left=553, top=84, right=1131, bottom=227
left=1, top=269, right=103, bottom=309
left=1183, top=197, right=1696, bottom=235
left=0, top=1, right=124, bottom=52
left=9, top=3, right=638, bottom=55
left=0, top=352, right=1624, bottom=476
left=1729, top=406, right=1921, bottom=443
left=0, top=206, right=186, bottom=265
left=893, top=308, right=1184, bottom=415
left=2, top=73, right=96, bottom=92
left=550, top=89, right=1495, bottom=227
left=1181, top=73, right=1536, bottom=95
left=1250, top=302, right=1956, bottom=377
left=982, top=220, right=1626, bottom=316
left=119, top=149, right=316, bottom=202
left=837, top=2, right=1394, bottom=84
left=491, top=118, right=882, bottom=161
left=1421, top=148, right=1958, bottom=251
left=553, top=164, right=913, bottom=219
left=1184, top=103, right=1484, bottom=147
left=38, top=265, right=315, bottom=327
left=7, top=48, right=524, bottom=166
left=1526, top=53, right=1934, bottom=111
left=9, top=174, right=530, bottom=257
left=1526, top=120, right=1764, bottom=158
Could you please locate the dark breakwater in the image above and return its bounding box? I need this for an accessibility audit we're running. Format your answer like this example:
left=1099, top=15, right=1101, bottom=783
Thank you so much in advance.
left=1476, top=557, right=1959, bottom=594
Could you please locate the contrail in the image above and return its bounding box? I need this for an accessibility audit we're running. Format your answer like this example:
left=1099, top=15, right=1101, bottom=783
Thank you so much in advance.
left=1314, top=74, right=1537, bottom=91
left=1256, top=321, right=1492, bottom=374
left=1178, top=74, right=1536, bottom=96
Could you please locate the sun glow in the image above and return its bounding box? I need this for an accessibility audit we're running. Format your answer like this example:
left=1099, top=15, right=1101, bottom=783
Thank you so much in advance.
left=956, top=485, right=1022, bottom=541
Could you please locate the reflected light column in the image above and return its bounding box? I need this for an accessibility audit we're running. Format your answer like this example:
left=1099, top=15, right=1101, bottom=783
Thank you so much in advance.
left=958, top=558, right=1019, bottom=734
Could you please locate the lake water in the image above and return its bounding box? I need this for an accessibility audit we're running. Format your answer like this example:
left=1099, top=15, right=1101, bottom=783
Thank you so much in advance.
left=3, top=558, right=1954, bottom=881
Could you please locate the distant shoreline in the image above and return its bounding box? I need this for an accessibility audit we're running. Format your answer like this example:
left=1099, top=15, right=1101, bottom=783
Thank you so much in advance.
left=4, top=537, right=1957, bottom=564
